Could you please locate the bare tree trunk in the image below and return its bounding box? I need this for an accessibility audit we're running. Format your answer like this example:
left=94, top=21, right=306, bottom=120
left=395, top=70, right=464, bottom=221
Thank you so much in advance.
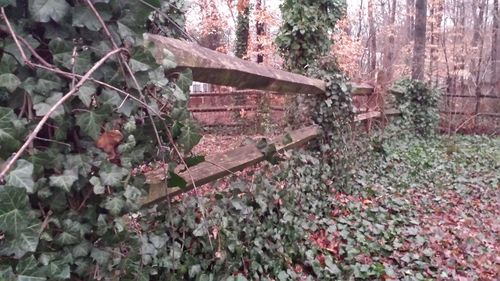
left=474, top=0, right=488, bottom=121
left=256, top=0, right=265, bottom=64
left=406, top=0, right=415, bottom=42
left=492, top=0, right=499, bottom=92
left=357, top=0, right=364, bottom=38
left=385, top=0, right=397, bottom=83
left=368, top=0, right=377, bottom=77
left=412, top=0, right=427, bottom=80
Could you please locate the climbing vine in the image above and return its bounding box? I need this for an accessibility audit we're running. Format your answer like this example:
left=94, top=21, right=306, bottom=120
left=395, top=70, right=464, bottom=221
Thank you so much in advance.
left=276, top=0, right=346, bottom=73
left=234, top=5, right=250, bottom=59
left=0, top=0, right=203, bottom=280
left=390, top=79, right=441, bottom=137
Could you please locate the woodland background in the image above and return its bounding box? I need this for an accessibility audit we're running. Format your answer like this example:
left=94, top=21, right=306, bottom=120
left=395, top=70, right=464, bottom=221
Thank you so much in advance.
left=186, top=0, right=499, bottom=132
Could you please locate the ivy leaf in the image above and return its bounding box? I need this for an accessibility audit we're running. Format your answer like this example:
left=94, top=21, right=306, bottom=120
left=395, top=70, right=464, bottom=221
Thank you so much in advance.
left=0, top=0, right=16, bottom=7
left=168, top=172, right=187, bottom=189
left=0, top=73, right=21, bottom=92
left=76, top=110, right=105, bottom=140
left=0, top=186, right=40, bottom=258
left=99, top=164, right=128, bottom=187
left=72, top=4, right=110, bottom=31
left=6, top=160, right=35, bottom=193
left=89, top=176, right=105, bottom=195
left=55, top=231, right=79, bottom=246
left=103, top=196, right=125, bottom=215
left=33, top=92, right=64, bottom=117
left=90, top=248, right=111, bottom=265
left=0, top=107, right=24, bottom=156
left=77, top=84, right=96, bottom=108
left=185, top=155, right=205, bottom=167
left=46, top=259, right=70, bottom=280
left=29, top=0, right=70, bottom=23
left=0, top=186, right=28, bottom=235
left=161, top=48, right=177, bottom=69
left=178, top=121, right=202, bottom=153
left=49, top=170, right=78, bottom=192
left=176, top=69, right=193, bottom=93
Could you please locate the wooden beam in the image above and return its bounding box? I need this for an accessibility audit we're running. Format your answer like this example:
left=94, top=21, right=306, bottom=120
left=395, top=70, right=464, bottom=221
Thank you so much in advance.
left=354, top=111, right=381, bottom=122
left=351, top=83, right=374, bottom=95
left=141, top=125, right=322, bottom=206
left=145, top=34, right=326, bottom=94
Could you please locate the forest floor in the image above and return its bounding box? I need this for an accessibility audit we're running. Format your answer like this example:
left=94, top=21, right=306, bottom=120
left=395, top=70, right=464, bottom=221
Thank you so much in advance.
left=165, top=134, right=499, bottom=280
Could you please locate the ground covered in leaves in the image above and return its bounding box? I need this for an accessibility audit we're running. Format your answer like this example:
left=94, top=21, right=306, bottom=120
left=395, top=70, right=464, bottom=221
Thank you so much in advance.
left=142, top=135, right=498, bottom=281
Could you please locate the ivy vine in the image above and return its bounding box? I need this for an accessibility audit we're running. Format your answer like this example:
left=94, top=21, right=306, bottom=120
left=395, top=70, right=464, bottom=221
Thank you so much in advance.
left=390, top=79, right=441, bottom=137
left=0, top=0, right=202, bottom=280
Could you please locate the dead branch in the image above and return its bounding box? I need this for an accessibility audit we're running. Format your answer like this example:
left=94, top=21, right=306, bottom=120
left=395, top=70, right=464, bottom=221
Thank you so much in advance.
left=0, top=48, right=125, bottom=183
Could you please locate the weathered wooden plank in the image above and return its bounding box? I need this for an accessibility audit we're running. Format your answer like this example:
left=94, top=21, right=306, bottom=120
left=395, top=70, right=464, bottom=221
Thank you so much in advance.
left=354, top=111, right=381, bottom=122
left=141, top=125, right=322, bottom=206
left=145, top=34, right=327, bottom=94
left=351, top=83, right=374, bottom=95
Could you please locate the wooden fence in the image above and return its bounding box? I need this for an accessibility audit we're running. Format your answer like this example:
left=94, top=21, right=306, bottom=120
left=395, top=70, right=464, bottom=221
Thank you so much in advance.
left=141, top=35, right=400, bottom=205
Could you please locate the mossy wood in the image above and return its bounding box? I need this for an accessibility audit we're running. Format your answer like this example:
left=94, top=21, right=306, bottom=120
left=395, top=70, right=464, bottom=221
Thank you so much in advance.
left=145, top=34, right=372, bottom=95
left=142, top=125, right=322, bottom=205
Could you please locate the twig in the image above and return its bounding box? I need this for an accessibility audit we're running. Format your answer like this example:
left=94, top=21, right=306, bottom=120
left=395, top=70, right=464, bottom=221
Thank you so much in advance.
left=34, top=136, right=72, bottom=147
left=0, top=48, right=124, bottom=183
left=0, top=8, right=30, bottom=64
left=85, top=0, right=165, bottom=151
left=138, top=0, right=197, bottom=42
left=164, top=124, right=213, bottom=249
left=204, top=160, right=238, bottom=176
left=39, top=210, right=53, bottom=234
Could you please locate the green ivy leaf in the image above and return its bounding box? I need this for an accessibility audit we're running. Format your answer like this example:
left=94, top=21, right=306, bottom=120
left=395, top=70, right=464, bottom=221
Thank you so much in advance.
left=72, top=5, right=111, bottom=31
left=99, top=164, right=128, bottom=187
left=168, top=172, right=186, bottom=189
left=0, top=186, right=28, bottom=235
left=33, top=92, right=64, bottom=117
left=0, top=0, right=16, bottom=7
left=185, top=155, right=205, bottom=167
left=6, top=160, right=35, bottom=193
left=49, top=170, right=78, bottom=192
left=0, top=204, right=41, bottom=258
left=76, top=110, right=105, bottom=140
left=103, top=196, right=125, bottom=215
left=29, top=0, right=70, bottom=23
left=77, top=84, right=96, bottom=108
left=0, top=73, right=21, bottom=92
left=90, top=248, right=111, bottom=265
left=178, top=121, right=202, bottom=153
left=0, top=107, right=23, bottom=157
left=176, top=69, right=193, bottom=93
left=90, top=176, right=105, bottom=195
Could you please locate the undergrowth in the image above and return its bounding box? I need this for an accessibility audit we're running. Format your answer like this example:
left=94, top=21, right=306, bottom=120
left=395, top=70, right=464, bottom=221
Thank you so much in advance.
left=138, top=135, right=499, bottom=280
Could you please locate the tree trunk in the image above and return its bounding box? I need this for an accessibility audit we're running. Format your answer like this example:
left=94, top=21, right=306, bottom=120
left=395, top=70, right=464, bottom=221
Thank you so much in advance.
left=412, top=0, right=427, bottom=80
left=406, top=0, right=415, bottom=42
left=256, top=0, right=265, bottom=64
left=492, top=0, right=499, bottom=91
left=368, top=0, right=377, bottom=77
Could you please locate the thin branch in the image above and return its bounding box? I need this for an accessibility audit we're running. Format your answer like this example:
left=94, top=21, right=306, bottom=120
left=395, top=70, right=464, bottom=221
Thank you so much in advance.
left=85, top=0, right=165, bottom=151
left=0, top=48, right=125, bottom=183
left=0, top=25, right=164, bottom=119
left=137, top=0, right=198, bottom=43
left=0, top=8, right=30, bottom=64
left=164, top=124, right=213, bottom=249
left=34, top=136, right=72, bottom=147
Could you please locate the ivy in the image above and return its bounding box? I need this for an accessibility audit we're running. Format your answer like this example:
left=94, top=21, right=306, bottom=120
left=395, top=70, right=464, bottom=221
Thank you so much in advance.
left=235, top=6, right=250, bottom=59
left=276, top=0, right=346, bottom=73
left=0, top=0, right=199, bottom=280
left=390, top=79, right=441, bottom=137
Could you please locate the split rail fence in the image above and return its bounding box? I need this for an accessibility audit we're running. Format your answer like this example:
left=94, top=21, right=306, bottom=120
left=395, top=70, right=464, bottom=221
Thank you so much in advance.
left=141, top=35, right=400, bottom=205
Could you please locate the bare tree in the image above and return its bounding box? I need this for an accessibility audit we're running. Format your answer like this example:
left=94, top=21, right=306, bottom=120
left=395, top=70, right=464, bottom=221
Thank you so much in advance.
left=368, top=0, right=377, bottom=77
left=412, top=0, right=427, bottom=80
left=492, top=0, right=499, bottom=92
